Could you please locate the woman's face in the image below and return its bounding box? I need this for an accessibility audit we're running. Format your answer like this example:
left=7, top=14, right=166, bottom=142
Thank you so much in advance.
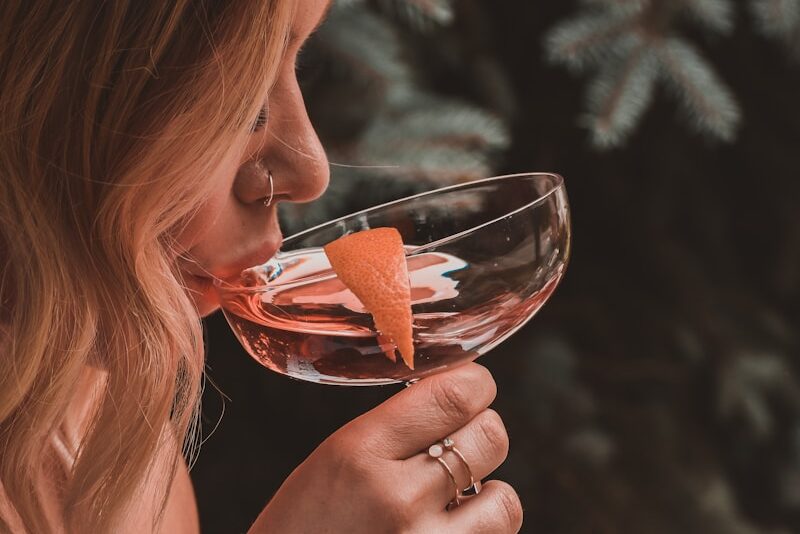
left=176, top=0, right=333, bottom=317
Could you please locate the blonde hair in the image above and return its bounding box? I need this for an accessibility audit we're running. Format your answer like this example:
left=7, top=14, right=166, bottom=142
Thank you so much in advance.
left=0, top=1, right=295, bottom=531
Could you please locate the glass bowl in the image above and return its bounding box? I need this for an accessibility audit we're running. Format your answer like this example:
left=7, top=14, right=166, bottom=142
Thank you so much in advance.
left=215, top=172, right=570, bottom=385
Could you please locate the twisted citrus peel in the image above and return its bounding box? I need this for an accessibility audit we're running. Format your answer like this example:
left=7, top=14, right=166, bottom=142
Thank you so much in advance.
left=323, top=228, right=415, bottom=369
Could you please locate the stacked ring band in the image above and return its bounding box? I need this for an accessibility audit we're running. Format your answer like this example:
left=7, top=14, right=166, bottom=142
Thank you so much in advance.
left=428, top=444, right=461, bottom=507
left=442, top=437, right=481, bottom=496
left=428, top=437, right=481, bottom=508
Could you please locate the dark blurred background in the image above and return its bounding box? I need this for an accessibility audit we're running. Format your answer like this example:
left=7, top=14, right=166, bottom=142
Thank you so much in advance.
left=191, top=1, right=800, bottom=532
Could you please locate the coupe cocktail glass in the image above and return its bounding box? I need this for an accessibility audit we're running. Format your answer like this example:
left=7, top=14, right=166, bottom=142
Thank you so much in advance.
left=215, top=172, right=570, bottom=386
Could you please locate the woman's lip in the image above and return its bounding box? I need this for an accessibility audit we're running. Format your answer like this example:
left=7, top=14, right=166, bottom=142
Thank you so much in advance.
left=177, top=219, right=284, bottom=284
left=202, top=234, right=283, bottom=283
left=222, top=240, right=282, bottom=282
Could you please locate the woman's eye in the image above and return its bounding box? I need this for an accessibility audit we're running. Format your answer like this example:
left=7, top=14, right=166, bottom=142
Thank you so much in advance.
left=251, top=105, right=269, bottom=133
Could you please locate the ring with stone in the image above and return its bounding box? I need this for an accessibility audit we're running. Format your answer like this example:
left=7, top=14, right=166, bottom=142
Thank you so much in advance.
left=428, top=442, right=461, bottom=507
left=442, top=436, right=481, bottom=496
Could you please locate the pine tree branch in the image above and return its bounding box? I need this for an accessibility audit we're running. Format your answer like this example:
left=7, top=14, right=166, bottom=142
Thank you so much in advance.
left=377, top=0, right=454, bottom=32
left=681, top=0, right=736, bottom=35
left=316, top=6, right=414, bottom=104
left=545, top=12, right=640, bottom=73
left=353, top=98, right=509, bottom=183
left=750, top=0, right=800, bottom=37
left=545, top=0, right=750, bottom=148
left=585, top=42, right=659, bottom=148
left=656, top=37, right=741, bottom=141
left=750, top=0, right=800, bottom=57
left=581, top=0, right=649, bottom=11
left=718, top=352, right=800, bottom=439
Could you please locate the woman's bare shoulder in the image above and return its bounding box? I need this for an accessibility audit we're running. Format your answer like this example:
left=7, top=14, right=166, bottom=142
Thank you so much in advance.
left=1, top=363, right=200, bottom=533
left=68, top=366, right=201, bottom=532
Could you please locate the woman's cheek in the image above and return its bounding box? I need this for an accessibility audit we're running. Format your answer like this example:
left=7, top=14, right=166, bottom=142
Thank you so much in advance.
left=173, top=159, right=239, bottom=316
left=173, top=145, right=243, bottom=253
left=178, top=196, right=227, bottom=251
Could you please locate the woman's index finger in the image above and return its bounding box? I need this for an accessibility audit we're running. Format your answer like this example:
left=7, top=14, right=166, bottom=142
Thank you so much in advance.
left=348, top=363, right=497, bottom=460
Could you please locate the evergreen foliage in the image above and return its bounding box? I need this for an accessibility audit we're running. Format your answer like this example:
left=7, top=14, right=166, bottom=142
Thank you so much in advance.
left=546, top=0, right=744, bottom=148
left=280, top=1, right=508, bottom=233
left=750, top=0, right=800, bottom=58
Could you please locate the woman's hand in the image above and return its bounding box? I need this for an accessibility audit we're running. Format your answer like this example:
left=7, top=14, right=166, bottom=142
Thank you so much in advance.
left=248, top=363, right=522, bottom=533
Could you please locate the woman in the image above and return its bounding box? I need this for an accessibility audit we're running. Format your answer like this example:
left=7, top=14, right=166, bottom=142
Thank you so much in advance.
left=0, top=0, right=523, bottom=531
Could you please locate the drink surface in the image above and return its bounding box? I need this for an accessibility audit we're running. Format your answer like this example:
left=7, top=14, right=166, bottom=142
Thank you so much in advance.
left=221, top=248, right=560, bottom=385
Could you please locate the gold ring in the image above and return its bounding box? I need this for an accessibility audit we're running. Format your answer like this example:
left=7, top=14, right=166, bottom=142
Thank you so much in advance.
left=428, top=443, right=461, bottom=507
left=442, top=437, right=480, bottom=495
left=264, top=170, right=274, bottom=207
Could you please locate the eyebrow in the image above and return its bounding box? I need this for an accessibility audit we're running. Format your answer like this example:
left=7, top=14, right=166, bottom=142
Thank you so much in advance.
left=289, top=1, right=334, bottom=45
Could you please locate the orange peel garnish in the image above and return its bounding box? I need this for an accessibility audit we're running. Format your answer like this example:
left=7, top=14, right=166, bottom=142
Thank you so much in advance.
left=323, top=228, right=415, bottom=369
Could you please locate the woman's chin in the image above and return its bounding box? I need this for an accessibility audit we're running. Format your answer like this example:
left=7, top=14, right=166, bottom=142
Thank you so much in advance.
left=192, top=288, right=222, bottom=318
left=184, top=275, right=222, bottom=317
left=197, top=299, right=221, bottom=318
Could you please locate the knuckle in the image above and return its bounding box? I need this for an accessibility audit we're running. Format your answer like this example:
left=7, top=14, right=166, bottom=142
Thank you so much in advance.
left=329, top=420, right=385, bottom=459
left=322, top=435, right=421, bottom=531
left=326, top=430, right=360, bottom=458
left=322, top=438, right=364, bottom=479
left=473, top=364, right=498, bottom=400
left=321, top=432, right=348, bottom=459
left=432, top=375, right=473, bottom=422
left=476, top=410, right=509, bottom=461
left=493, top=482, right=524, bottom=531
left=323, top=431, right=378, bottom=479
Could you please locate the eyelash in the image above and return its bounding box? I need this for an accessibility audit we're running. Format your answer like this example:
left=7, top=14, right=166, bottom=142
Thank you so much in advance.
left=251, top=105, right=269, bottom=133
left=250, top=41, right=311, bottom=133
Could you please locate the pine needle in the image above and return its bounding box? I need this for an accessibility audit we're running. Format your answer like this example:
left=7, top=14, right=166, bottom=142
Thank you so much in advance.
left=581, top=0, right=649, bottom=11
left=749, top=0, right=800, bottom=57
left=545, top=11, right=639, bottom=74
left=545, top=0, right=748, bottom=148
left=354, top=97, right=510, bottom=182
left=585, top=43, right=659, bottom=148
left=682, top=0, right=736, bottom=35
left=377, top=0, right=454, bottom=32
left=656, top=37, right=741, bottom=142
left=750, top=0, right=800, bottom=36
left=317, top=5, right=414, bottom=105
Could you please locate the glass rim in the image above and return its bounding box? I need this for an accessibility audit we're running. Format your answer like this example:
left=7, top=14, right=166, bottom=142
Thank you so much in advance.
left=286, top=171, right=564, bottom=247
left=218, top=172, right=565, bottom=293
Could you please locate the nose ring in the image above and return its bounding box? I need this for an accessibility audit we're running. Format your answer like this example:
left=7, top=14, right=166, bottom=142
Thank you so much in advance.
left=264, top=170, right=274, bottom=207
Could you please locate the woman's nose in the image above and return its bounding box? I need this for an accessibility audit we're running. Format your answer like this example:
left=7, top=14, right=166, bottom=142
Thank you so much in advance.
left=260, top=75, right=329, bottom=205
